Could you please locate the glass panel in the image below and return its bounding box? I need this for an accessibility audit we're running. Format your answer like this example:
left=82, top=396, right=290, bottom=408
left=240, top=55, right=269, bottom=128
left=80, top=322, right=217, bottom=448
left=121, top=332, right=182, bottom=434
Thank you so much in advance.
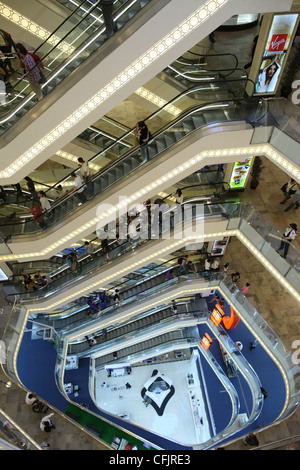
left=0, top=0, right=151, bottom=135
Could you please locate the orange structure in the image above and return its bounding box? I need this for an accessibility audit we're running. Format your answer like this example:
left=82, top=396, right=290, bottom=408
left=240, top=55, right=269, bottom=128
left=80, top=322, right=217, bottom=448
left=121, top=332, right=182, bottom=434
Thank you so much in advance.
left=222, top=306, right=240, bottom=329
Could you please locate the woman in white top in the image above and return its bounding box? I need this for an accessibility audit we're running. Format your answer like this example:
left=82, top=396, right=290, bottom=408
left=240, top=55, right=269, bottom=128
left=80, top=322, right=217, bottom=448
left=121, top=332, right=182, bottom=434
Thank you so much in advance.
left=256, top=59, right=281, bottom=94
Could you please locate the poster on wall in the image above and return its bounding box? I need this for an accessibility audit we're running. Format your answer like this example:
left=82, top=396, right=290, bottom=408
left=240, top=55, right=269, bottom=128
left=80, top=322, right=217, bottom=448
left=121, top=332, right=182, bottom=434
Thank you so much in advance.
left=229, top=156, right=254, bottom=190
left=255, top=13, right=299, bottom=95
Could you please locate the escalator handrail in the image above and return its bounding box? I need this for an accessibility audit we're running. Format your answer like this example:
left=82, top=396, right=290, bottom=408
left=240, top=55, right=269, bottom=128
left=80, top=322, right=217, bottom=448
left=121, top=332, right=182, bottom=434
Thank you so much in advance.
left=0, top=0, right=145, bottom=125
left=0, top=89, right=259, bottom=233
left=5, top=200, right=240, bottom=300
left=0, top=0, right=106, bottom=96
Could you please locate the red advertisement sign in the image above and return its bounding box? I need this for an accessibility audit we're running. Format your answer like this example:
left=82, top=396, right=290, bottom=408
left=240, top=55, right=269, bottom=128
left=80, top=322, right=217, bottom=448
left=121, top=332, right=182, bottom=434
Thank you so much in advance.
left=268, top=34, right=288, bottom=53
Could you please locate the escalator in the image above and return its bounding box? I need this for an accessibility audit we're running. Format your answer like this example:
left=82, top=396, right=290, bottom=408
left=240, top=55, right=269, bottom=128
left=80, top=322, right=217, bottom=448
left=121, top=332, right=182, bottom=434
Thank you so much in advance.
left=3, top=200, right=236, bottom=305
left=3, top=177, right=229, bottom=284
left=28, top=257, right=205, bottom=331
left=0, top=86, right=259, bottom=247
left=4, top=195, right=300, bottom=314
left=0, top=77, right=249, bottom=233
left=0, top=0, right=152, bottom=137
left=0, top=0, right=287, bottom=182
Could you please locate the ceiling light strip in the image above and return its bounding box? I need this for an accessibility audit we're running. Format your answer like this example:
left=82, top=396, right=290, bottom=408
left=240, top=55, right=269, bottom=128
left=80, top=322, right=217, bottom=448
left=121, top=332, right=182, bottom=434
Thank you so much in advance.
left=0, top=1, right=75, bottom=54
left=135, top=87, right=181, bottom=116
left=0, top=0, right=229, bottom=179
left=0, top=143, right=299, bottom=263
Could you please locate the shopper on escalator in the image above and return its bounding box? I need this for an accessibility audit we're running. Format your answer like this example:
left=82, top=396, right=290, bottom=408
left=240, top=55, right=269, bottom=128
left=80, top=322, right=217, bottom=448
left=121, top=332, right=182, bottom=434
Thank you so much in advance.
left=100, top=0, right=117, bottom=38
left=135, top=121, right=152, bottom=162
left=16, top=43, right=43, bottom=101
left=38, top=191, right=53, bottom=218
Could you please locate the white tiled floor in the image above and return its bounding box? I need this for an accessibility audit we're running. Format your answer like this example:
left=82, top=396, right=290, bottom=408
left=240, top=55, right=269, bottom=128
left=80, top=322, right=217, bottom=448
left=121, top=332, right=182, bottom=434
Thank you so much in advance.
left=94, top=358, right=212, bottom=446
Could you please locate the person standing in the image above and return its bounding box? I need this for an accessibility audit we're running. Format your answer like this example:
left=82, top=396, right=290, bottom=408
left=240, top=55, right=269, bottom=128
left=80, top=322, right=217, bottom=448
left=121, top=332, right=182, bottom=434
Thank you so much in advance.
left=38, top=191, right=53, bottom=218
left=16, top=43, right=43, bottom=101
left=244, top=35, right=258, bottom=69
left=135, top=121, right=151, bottom=162
left=100, top=0, right=117, bottom=38
left=28, top=204, right=47, bottom=229
left=175, top=188, right=183, bottom=205
left=40, top=413, right=55, bottom=432
left=70, top=172, right=87, bottom=204
left=277, top=223, right=297, bottom=259
left=241, top=282, right=250, bottom=294
left=78, top=157, right=93, bottom=198
left=25, top=392, right=38, bottom=405
left=84, top=240, right=95, bottom=257
left=101, top=237, right=110, bottom=260
left=25, top=176, right=38, bottom=200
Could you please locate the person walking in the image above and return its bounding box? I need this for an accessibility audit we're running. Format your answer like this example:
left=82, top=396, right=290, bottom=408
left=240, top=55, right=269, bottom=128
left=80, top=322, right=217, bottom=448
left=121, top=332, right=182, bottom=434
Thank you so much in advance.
left=277, top=223, right=297, bottom=259
left=78, top=157, right=93, bottom=198
left=280, top=179, right=298, bottom=204
left=284, top=187, right=300, bottom=211
left=25, top=392, right=38, bottom=405
left=243, top=432, right=259, bottom=447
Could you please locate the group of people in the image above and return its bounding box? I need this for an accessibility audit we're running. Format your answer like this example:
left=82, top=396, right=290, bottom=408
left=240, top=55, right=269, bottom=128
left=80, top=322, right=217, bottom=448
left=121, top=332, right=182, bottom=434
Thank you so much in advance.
left=24, top=156, right=94, bottom=231
left=86, top=288, right=120, bottom=316
left=25, top=392, right=55, bottom=434
left=23, top=272, right=51, bottom=291
left=0, top=1, right=119, bottom=104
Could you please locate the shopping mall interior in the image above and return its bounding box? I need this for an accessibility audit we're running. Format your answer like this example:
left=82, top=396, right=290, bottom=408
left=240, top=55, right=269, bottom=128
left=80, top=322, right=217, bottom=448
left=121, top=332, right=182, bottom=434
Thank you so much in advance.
left=0, top=0, right=299, bottom=452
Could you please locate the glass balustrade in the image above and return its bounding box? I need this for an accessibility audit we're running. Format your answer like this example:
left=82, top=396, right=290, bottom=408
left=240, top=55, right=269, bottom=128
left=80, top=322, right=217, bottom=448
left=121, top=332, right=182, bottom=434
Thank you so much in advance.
left=3, top=269, right=299, bottom=449
left=0, top=91, right=260, bottom=239
left=6, top=195, right=300, bottom=304
left=0, top=0, right=152, bottom=136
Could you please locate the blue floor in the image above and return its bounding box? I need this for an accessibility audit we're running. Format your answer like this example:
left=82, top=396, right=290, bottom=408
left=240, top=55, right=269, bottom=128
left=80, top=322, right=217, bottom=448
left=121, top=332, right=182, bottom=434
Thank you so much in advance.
left=203, top=292, right=287, bottom=445
left=16, top=288, right=288, bottom=449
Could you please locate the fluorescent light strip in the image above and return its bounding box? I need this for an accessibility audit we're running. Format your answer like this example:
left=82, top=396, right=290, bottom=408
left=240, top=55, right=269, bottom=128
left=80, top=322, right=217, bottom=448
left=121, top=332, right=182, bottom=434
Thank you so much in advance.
left=0, top=2, right=75, bottom=54
left=135, top=87, right=181, bottom=116
left=0, top=0, right=229, bottom=178
left=55, top=150, right=101, bottom=172
left=0, top=143, right=299, bottom=262
left=26, top=221, right=300, bottom=313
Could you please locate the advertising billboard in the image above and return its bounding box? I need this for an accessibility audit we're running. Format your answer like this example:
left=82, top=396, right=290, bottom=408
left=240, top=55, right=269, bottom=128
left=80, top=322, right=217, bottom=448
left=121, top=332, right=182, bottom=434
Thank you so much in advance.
left=255, top=14, right=299, bottom=95
left=229, top=156, right=254, bottom=190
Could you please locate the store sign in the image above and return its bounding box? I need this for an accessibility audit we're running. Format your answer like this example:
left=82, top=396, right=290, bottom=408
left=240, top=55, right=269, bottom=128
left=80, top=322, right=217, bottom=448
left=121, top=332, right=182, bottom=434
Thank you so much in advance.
left=268, top=34, right=288, bottom=53
left=229, top=156, right=253, bottom=190
left=210, top=306, right=225, bottom=328
left=201, top=333, right=213, bottom=351
left=255, top=14, right=298, bottom=95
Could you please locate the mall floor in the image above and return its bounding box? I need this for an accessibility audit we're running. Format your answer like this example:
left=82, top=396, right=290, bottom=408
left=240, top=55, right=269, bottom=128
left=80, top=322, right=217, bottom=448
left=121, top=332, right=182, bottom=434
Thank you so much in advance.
left=0, top=23, right=299, bottom=451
